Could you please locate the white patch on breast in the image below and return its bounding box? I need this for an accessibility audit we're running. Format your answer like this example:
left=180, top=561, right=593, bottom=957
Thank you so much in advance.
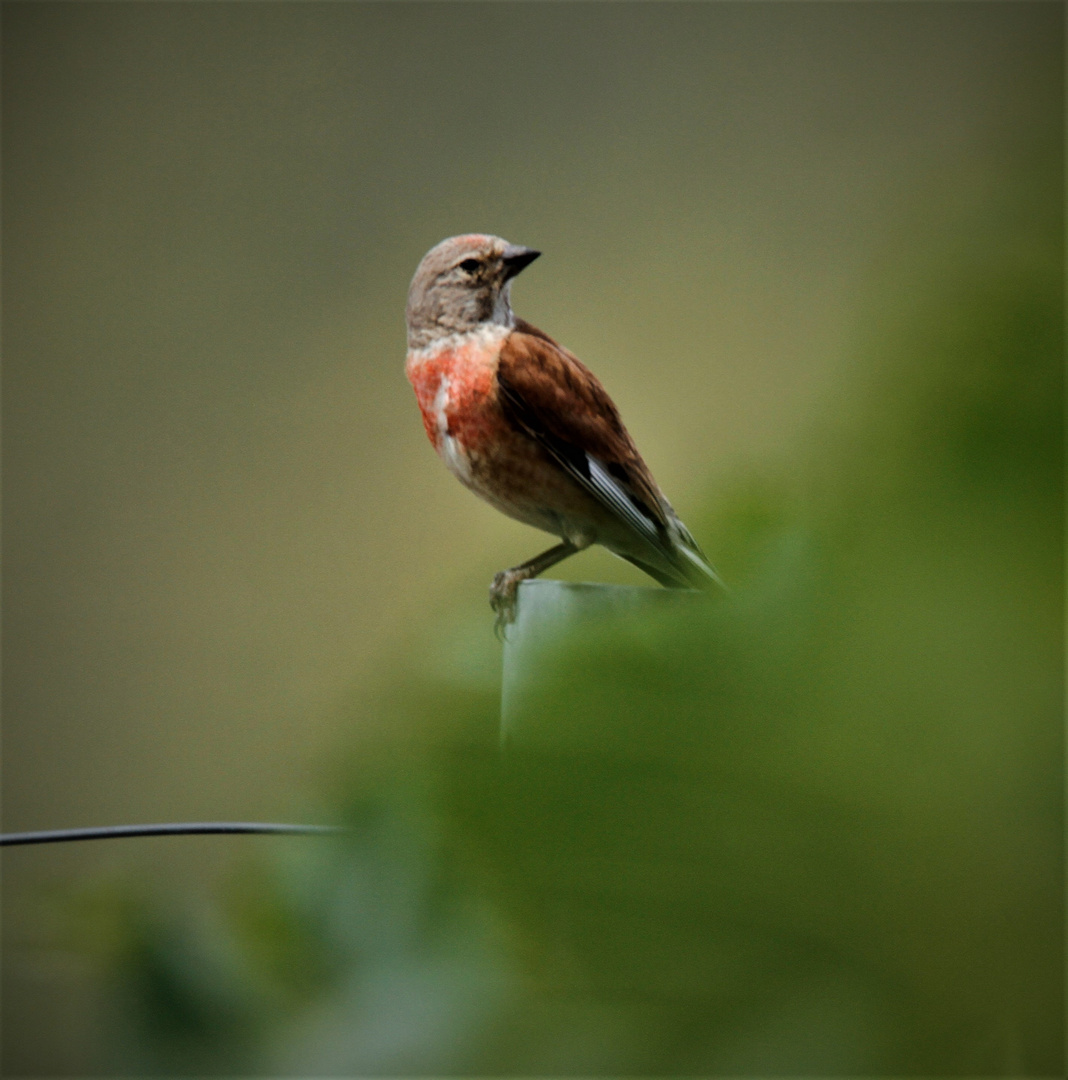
left=432, top=375, right=450, bottom=440
left=406, top=322, right=511, bottom=367
left=432, top=374, right=472, bottom=483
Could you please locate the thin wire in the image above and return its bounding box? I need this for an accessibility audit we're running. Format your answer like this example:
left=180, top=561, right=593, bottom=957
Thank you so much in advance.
left=0, top=822, right=342, bottom=846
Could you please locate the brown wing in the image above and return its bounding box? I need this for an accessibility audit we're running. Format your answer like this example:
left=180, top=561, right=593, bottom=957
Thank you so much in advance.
left=497, top=319, right=669, bottom=540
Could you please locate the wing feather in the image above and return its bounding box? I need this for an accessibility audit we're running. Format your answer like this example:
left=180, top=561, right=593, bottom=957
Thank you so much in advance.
left=497, top=321, right=731, bottom=593
left=585, top=456, right=662, bottom=544
left=497, top=321, right=668, bottom=532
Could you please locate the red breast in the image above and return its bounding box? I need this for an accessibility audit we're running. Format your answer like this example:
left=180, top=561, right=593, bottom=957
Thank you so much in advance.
left=405, top=328, right=512, bottom=459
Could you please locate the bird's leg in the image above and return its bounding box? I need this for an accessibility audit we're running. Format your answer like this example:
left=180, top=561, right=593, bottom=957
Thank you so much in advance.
left=490, top=540, right=579, bottom=632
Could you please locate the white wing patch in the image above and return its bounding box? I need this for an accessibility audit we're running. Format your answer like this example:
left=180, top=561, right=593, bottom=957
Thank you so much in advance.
left=585, top=456, right=661, bottom=543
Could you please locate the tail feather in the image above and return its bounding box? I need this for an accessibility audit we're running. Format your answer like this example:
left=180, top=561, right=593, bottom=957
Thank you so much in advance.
left=621, top=520, right=728, bottom=593
left=671, top=536, right=729, bottom=592
left=662, top=507, right=728, bottom=592
left=620, top=554, right=691, bottom=589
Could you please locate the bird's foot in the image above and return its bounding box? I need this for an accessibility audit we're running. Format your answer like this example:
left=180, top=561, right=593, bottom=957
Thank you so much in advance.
left=489, top=569, right=525, bottom=638
left=488, top=542, right=581, bottom=638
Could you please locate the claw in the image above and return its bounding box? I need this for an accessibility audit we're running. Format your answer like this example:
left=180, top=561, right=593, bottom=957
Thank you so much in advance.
left=489, top=570, right=521, bottom=638
left=488, top=541, right=579, bottom=638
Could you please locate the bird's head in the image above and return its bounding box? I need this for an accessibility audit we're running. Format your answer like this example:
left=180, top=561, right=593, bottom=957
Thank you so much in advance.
left=406, top=234, right=540, bottom=350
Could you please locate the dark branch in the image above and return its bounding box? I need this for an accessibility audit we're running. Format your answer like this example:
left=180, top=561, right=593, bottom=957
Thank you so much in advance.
left=0, top=822, right=342, bottom=847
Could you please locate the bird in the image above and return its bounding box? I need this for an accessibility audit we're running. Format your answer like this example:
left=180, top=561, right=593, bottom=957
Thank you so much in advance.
left=405, top=233, right=725, bottom=628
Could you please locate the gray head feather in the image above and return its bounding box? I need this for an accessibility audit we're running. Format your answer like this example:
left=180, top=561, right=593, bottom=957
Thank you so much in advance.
left=406, top=234, right=540, bottom=350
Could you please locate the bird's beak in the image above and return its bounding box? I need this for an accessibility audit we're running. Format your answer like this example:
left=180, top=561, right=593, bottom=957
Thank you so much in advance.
left=501, top=244, right=541, bottom=280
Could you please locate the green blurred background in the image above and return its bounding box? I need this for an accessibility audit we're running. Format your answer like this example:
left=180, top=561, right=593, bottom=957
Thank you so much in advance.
left=3, top=2, right=1062, bottom=1074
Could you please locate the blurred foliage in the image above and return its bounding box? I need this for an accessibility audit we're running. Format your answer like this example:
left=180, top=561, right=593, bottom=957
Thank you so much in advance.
left=64, top=209, right=1061, bottom=1073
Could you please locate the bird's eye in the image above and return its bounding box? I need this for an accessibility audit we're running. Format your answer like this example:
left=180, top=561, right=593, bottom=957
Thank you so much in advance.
left=459, top=259, right=481, bottom=273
